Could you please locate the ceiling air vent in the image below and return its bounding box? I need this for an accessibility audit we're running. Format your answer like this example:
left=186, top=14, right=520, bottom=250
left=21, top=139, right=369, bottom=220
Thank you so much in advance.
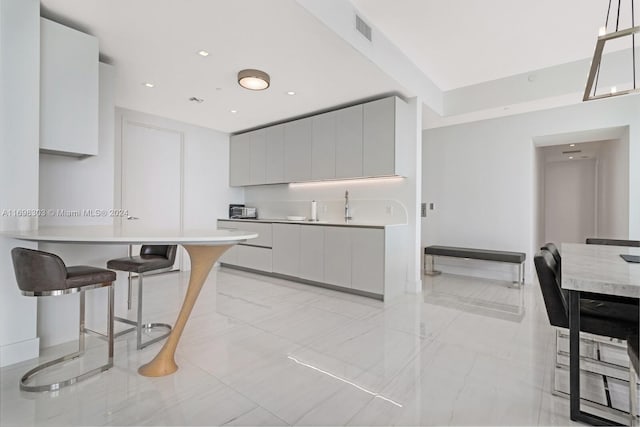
left=562, top=150, right=582, bottom=154
left=355, top=15, right=372, bottom=42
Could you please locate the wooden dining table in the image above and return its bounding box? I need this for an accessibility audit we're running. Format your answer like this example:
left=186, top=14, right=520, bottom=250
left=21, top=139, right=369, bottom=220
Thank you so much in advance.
left=6, top=225, right=258, bottom=377
left=561, top=243, right=640, bottom=425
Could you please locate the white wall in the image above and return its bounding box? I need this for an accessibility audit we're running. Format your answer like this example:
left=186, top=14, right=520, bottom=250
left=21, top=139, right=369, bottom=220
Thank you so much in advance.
left=544, top=159, right=596, bottom=244
left=0, top=0, right=41, bottom=367
left=245, top=97, right=423, bottom=292
left=38, top=63, right=127, bottom=347
left=597, top=138, right=630, bottom=238
left=422, top=94, right=640, bottom=283
left=114, top=107, right=243, bottom=271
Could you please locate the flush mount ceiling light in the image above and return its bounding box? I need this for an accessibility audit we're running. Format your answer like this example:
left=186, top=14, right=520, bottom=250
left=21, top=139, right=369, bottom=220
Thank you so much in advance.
left=237, top=69, right=270, bottom=91
left=584, top=0, right=639, bottom=101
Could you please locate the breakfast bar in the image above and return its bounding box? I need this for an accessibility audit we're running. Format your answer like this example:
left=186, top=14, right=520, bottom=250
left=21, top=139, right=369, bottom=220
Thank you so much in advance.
left=6, top=225, right=258, bottom=377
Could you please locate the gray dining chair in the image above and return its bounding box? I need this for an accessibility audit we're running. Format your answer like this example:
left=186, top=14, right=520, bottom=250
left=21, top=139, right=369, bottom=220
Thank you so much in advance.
left=11, top=247, right=115, bottom=392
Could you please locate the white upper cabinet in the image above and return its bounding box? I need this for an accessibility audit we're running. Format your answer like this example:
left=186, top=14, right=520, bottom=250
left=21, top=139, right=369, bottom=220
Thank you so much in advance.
left=229, top=132, right=251, bottom=186
left=40, top=18, right=99, bottom=156
left=311, top=111, right=336, bottom=180
left=284, top=117, right=312, bottom=182
left=228, top=96, right=407, bottom=186
left=265, top=124, right=285, bottom=184
left=250, top=129, right=266, bottom=185
left=363, top=97, right=396, bottom=177
left=335, top=104, right=363, bottom=179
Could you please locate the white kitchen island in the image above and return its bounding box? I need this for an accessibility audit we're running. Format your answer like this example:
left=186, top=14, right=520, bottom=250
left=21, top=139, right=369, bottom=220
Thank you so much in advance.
left=6, top=225, right=257, bottom=377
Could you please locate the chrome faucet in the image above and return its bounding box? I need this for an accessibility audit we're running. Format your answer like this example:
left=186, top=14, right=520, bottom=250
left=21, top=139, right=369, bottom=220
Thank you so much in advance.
left=344, top=190, right=352, bottom=221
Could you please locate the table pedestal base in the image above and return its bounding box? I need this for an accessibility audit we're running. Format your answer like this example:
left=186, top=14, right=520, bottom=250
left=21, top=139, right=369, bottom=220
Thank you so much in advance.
left=138, top=244, right=231, bottom=377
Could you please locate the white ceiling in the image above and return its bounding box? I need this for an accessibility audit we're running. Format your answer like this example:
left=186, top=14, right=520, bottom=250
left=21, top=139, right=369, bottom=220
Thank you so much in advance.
left=40, top=0, right=405, bottom=133
left=352, top=0, right=617, bottom=91
left=40, top=0, right=628, bottom=132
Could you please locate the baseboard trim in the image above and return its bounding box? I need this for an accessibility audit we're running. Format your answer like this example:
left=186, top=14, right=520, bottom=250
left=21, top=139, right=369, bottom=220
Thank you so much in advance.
left=0, top=337, right=40, bottom=367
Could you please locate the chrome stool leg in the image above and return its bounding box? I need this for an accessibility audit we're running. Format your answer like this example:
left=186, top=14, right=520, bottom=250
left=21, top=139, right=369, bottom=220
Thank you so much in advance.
left=20, top=286, right=114, bottom=392
left=115, top=273, right=172, bottom=350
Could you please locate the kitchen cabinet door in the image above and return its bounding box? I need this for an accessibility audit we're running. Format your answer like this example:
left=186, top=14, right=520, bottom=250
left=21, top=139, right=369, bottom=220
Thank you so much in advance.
left=272, top=223, right=300, bottom=277
left=40, top=18, right=99, bottom=156
left=335, top=104, right=363, bottom=178
left=311, top=111, right=336, bottom=180
left=323, top=227, right=351, bottom=288
left=266, top=124, right=285, bottom=184
left=299, top=226, right=324, bottom=283
left=283, top=118, right=312, bottom=182
left=235, top=245, right=272, bottom=272
left=363, top=97, right=395, bottom=177
left=229, top=133, right=251, bottom=186
left=250, top=129, right=267, bottom=185
left=351, top=228, right=384, bottom=294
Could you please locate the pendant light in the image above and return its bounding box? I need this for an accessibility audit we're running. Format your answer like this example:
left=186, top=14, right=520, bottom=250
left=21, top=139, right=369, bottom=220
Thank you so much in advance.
left=584, top=0, right=639, bottom=101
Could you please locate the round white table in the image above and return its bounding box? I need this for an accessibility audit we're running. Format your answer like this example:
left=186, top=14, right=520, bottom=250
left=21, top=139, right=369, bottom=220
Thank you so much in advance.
left=6, top=225, right=258, bottom=377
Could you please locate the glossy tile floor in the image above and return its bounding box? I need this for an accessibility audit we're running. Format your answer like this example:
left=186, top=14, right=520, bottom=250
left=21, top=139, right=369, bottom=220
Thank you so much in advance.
left=1, top=268, right=587, bottom=426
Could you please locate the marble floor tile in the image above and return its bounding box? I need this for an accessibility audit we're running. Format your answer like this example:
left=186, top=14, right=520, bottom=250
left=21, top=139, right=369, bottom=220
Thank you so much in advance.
left=1, top=269, right=620, bottom=426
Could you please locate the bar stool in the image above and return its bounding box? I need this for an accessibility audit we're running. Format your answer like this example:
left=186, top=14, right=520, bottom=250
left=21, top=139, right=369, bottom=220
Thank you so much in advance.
left=10, top=247, right=115, bottom=392
left=629, top=334, right=639, bottom=426
left=106, top=245, right=176, bottom=350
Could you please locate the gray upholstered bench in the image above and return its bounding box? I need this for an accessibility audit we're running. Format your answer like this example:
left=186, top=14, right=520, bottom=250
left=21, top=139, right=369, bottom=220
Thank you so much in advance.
left=424, top=245, right=526, bottom=286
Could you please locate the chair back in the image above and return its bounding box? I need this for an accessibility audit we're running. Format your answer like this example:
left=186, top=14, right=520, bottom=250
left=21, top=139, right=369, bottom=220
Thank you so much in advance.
left=11, top=247, right=67, bottom=294
left=534, top=250, right=569, bottom=328
left=585, top=238, right=640, bottom=247
left=140, top=245, right=177, bottom=263
left=541, top=242, right=561, bottom=277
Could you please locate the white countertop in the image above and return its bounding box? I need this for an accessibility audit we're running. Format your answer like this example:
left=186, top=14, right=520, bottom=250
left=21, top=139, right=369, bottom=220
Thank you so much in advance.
left=219, top=218, right=406, bottom=229
left=3, top=225, right=258, bottom=245
left=561, top=242, right=640, bottom=298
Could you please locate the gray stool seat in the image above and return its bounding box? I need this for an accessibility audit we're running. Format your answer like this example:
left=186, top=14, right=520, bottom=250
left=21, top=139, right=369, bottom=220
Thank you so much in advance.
left=106, top=245, right=176, bottom=350
left=11, top=247, right=115, bottom=392
left=107, top=255, right=174, bottom=273
left=66, top=266, right=116, bottom=288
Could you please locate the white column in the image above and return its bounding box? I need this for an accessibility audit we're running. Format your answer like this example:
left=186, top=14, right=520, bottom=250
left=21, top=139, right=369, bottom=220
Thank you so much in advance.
left=0, top=0, right=41, bottom=366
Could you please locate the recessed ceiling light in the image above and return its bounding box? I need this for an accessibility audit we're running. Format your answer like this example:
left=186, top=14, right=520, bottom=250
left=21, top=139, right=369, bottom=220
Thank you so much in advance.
left=287, top=91, right=296, bottom=96
left=569, top=156, right=574, bottom=159
left=143, top=82, right=155, bottom=88
left=569, top=143, right=576, bottom=147
left=197, top=50, right=209, bottom=57
left=230, top=109, right=238, bottom=114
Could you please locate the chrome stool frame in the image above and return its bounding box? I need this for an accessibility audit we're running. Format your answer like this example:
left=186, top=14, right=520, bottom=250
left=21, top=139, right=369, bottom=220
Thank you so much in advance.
left=113, top=266, right=172, bottom=350
left=20, top=282, right=114, bottom=392
left=102, top=245, right=176, bottom=350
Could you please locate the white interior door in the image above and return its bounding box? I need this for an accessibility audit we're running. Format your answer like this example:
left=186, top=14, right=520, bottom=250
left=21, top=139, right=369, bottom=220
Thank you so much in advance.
left=122, top=121, right=182, bottom=270
left=544, top=159, right=596, bottom=245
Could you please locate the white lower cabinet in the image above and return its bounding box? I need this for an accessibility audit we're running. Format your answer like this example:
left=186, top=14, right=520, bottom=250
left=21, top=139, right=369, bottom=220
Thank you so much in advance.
left=299, top=225, right=324, bottom=283
left=272, top=223, right=300, bottom=277
left=235, top=245, right=272, bottom=272
left=220, top=244, right=272, bottom=272
left=218, top=219, right=397, bottom=299
left=323, top=227, right=352, bottom=288
left=351, top=228, right=384, bottom=294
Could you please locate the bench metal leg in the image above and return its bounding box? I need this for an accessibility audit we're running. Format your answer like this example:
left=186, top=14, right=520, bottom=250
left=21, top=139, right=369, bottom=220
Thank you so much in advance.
left=424, top=255, right=441, bottom=276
